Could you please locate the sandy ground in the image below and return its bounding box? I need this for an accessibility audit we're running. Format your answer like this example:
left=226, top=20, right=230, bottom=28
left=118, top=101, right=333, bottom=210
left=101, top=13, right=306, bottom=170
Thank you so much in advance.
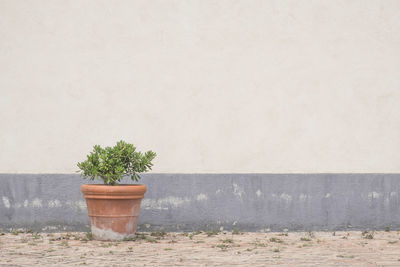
left=0, top=230, right=399, bottom=266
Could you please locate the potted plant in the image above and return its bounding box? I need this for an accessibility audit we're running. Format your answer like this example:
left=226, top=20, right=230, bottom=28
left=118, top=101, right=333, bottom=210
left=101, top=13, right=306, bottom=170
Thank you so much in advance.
left=77, top=140, right=156, bottom=241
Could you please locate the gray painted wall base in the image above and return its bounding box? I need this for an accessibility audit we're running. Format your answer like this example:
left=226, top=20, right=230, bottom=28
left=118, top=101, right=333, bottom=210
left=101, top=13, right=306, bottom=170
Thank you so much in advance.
left=1, top=174, right=400, bottom=232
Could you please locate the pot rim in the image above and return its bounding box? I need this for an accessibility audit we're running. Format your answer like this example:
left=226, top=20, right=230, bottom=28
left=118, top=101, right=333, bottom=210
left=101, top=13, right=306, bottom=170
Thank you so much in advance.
left=81, top=184, right=146, bottom=199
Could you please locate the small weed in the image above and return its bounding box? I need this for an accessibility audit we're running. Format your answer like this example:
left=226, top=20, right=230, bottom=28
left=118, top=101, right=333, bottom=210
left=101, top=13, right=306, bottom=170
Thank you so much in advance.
left=194, top=240, right=205, bottom=244
left=137, top=233, right=149, bottom=239
left=362, top=231, right=374, bottom=239
left=123, top=236, right=137, bottom=241
left=232, top=229, right=241, bottom=235
left=300, top=237, right=311, bottom=242
left=59, top=240, right=69, bottom=247
left=101, top=243, right=113, bottom=248
left=130, top=234, right=158, bottom=243
left=388, top=240, right=398, bottom=244
left=86, top=232, right=93, bottom=240
left=50, top=234, right=72, bottom=241
left=385, top=227, right=391, bottom=232
left=128, top=247, right=133, bottom=251
left=277, top=233, right=288, bottom=236
left=164, top=248, right=173, bottom=251
left=221, top=238, right=234, bottom=244
left=32, top=233, right=41, bottom=239
left=189, top=231, right=201, bottom=239
left=151, top=231, right=167, bottom=238
left=269, top=237, right=283, bottom=243
left=109, top=250, right=113, bottom=254
left=337, top=255, right=355, bottom=259
left=20, top=238, right=28, bottom=243
left=146, top=236, right=158, bottom=243
left=252, top=239, right=266, bottom=247
left=215, top=244, right=229, bottom=251
left=12, top=230, right=21, bottom=235
left=60, top=233, right=72, bottom=240
left=272, top=248, right=280, bottom=253
left=206, top=230, right=219, bottom=237
left=28, top=241, right=37, bottom=246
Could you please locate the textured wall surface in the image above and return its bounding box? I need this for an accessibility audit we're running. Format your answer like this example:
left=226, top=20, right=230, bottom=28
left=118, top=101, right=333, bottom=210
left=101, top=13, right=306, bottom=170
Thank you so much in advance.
left=1, top=0, right=400, bottom=173
left=1, top=174, right=400, bottom=232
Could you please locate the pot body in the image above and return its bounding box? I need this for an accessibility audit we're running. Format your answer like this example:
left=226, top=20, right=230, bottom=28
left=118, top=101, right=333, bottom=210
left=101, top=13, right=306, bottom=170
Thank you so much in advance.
left=81, top=184, right=146, bottom=241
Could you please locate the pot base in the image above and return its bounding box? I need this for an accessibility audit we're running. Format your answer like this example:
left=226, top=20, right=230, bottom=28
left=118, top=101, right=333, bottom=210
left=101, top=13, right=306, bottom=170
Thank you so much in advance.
left=91, top=225, right=136, bottom=241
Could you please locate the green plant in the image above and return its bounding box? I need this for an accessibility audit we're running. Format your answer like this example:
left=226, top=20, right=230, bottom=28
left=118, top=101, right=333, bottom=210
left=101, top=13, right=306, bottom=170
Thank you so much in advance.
left=206, top=230, right=219, bottom=237
left=12, top=230, right=22, bottom=235
left=269, top=237, right=284, bottom=243
left=189, top=231, right=201, bottom=239
left=215, top=244, right=229, bottom=250
left=232, top=228, right=241, bottom=235
left=86, top=232, right=93, bottom=240
left=77, top=140, right=156, bottom=185
left=337, top=255, right=354, bottom=259
left=252, top=239, right=266, bottom=247
left=361, top=231, right=374, bottom=239
left=150, top=231, right=167, bottom=238
left=32, top=233, right=41, bottom=239
left=221, top=238, right=234, bottom=243
left=59, top=240, right=69, bottom=247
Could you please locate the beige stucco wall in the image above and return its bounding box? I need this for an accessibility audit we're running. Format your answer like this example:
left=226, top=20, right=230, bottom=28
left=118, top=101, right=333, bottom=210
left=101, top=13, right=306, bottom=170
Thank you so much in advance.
left=1, top=0, right=399, bottom=173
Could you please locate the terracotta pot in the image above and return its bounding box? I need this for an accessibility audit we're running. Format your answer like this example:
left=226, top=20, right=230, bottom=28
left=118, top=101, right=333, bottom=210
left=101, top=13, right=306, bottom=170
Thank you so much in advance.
left=81, top=184, right=146, bottom=241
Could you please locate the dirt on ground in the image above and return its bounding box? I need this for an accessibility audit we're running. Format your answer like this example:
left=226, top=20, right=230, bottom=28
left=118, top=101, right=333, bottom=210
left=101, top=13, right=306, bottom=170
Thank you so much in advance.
left=0, top=230, right=400, bottom=266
